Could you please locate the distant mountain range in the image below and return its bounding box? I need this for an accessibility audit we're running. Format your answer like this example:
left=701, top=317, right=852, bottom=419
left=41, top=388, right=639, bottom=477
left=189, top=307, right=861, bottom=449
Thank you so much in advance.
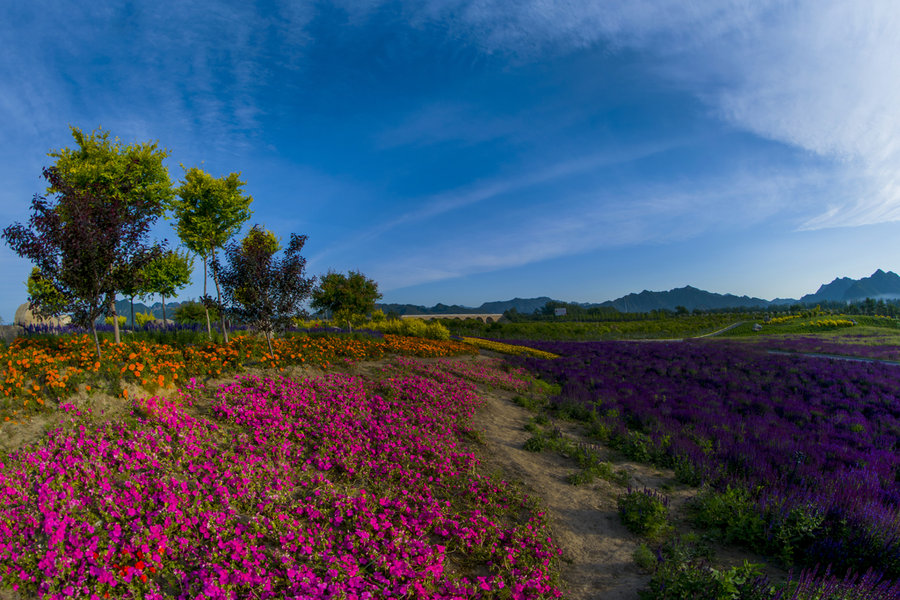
left=799, top=269, right=900, bottom=304
left=109, top=298, right=191, bottom=324
left=75, top=270, right=900, bottom=322
left=376, top=270, right=900, bottom=315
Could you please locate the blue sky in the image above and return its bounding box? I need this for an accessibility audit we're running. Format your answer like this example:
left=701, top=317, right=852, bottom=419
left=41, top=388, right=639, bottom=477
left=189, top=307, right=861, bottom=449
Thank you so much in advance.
left=2, top=1, right=899, bottom=320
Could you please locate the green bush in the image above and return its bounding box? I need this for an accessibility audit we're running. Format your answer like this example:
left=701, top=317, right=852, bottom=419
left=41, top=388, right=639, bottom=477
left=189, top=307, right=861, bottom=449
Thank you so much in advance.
left=689, top=486, right=766, bottom=550
left=618, top=489, right=671, bottom=538
left=104, top=315, right=127, bottom=327
left=369, top=318, right=450, bottom=340
left=633, top=543, right=657, bottom=572
left=135, top=311, right=156, bottom=327
left=523, top=435, right=548, bottom=452
left=640, top=560, right=767, bottom=600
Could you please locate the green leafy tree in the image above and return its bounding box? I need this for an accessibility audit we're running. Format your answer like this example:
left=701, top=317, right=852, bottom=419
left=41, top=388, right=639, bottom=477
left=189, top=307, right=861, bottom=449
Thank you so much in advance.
left=173, top=300, right=218, bottom=325
left=172, top=167, right=252, bottom=342
left=217, top=226, right=314, bottom=355
left=119, top=276, right=144, bottom=330
left=46, top=126, right=173, bottom=343
left=310, top=270, right=382, bottom=330
left=139, top=249, right=193, bottom=324
left=26, top=267, right=68, bottom=318
left=3, top=166, right=164, bottom=357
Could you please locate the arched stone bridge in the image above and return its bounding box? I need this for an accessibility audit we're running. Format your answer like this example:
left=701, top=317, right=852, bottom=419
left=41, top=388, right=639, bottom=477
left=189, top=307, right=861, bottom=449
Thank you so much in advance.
left=400, top=313, right=504, bottom=324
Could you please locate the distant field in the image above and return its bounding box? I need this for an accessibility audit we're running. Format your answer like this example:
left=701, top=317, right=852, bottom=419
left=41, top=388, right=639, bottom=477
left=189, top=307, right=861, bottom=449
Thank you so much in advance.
left=723, top=314, right=900, bottom=338
left=443, top=313, right=741, bottom=341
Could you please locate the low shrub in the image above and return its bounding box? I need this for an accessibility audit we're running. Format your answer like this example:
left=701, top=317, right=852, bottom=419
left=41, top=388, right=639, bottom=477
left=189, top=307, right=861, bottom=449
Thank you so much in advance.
left=618, top=488, right=671, bottom=538
left=370, top=318, right=450, bottom=340
left=134, top=311, right=156, bottom=327
left=103, top=315, right=127, bottom=327
left=640, top=560, right=767, bottom=600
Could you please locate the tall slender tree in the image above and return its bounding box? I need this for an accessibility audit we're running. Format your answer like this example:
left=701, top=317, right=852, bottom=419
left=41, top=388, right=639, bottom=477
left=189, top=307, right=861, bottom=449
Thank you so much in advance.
left=172, top=167, right=252, bottom=342
left=139, top=249, right=193, bottom=324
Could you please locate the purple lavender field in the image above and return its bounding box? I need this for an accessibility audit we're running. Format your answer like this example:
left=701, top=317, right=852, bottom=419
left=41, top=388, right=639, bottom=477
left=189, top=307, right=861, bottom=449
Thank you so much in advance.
left=507, top=339, right=900, bottom=582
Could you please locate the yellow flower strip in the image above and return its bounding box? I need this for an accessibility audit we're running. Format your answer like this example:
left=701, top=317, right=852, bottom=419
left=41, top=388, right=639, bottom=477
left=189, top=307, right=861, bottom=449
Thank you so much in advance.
left=461, top=337, right=558, bottom=359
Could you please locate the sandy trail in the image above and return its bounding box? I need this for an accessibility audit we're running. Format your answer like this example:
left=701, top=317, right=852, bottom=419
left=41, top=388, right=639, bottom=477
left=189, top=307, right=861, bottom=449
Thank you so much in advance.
left=470, top=382, right=651, bottom=599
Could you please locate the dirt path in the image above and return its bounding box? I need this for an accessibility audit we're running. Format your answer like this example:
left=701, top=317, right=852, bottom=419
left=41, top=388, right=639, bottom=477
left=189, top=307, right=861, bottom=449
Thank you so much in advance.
left=470, top=383, right=652, bottom=599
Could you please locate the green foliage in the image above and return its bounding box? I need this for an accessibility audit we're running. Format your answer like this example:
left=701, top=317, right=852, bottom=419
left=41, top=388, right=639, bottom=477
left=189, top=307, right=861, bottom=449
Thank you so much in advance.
left=552, top=400, right=596, bottom=422
left=140, top=249, right=193, bottom=300
left=134, top=311, right=156, bottom=327
left=442, top=313, right=741, bottom=341
left=523, top=434, right=549, bottom=452
left=689, top=486, right=766, bottom=548
left=513, top=394, right=546, bottom=412
left=369, top=318, right=450, bottom=340
left=104, top=315, right=127, bottom=327
left=48, top=126, right=173, bottom=218
left=689, top=486, right=825, bottom=564
left=171, top=167, right=253, bottom=259
left=633, top=543, right=658, bottom=572
left=172, top=166, right=253, bottom=339
left=618, top=489, right=671, bottom=538
left=769, top=504, right=825, bottom=566
left=311, top=270, right=382, bottom=323
left=658, top=533, right=714, bottom=564
left=640, top=560, right=766, bottom=600
left=3, top=127, right=170, bottom=356
left=566, top=448, right=629, bottom=486
left=26, top=267, right=67, bottom=316
left=173, top=300, right=218, bottom=324
left=674, top=455, right=704, bottom=486
left=241, top=227, right=279, bottom=255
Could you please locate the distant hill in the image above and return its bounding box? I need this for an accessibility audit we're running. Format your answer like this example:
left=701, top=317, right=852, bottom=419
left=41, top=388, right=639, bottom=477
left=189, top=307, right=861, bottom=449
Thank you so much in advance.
left=106, top=298, right=192, bottom=324
left=800, top=269, right=900, bottom=303
left=75, top=269, right=900, bottom=324
left=598, top=286, right=773, bottom=313
left=376, top=297, right=559, bottom=316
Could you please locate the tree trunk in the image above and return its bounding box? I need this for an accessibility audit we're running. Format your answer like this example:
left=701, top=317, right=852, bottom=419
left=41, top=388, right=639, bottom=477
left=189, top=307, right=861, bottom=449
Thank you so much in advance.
left=130, top=296, right=135, bottom=330
left=203, top=256, right=212, bottom=339
left=212, top=266, right=229, bottom=343
left=161, top=295, right=167, bottom=324
left=264, top=329, right=273, bottom=357
left=91, top=321, right=102, bottom=359
left=111, top=298, right=121, bottom=344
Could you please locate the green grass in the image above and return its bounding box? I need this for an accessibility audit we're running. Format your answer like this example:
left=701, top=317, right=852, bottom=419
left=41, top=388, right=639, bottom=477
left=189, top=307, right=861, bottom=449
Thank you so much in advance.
left=444, top=314, right=744, bottom=341
left=722, top=315, right=900, bottom=338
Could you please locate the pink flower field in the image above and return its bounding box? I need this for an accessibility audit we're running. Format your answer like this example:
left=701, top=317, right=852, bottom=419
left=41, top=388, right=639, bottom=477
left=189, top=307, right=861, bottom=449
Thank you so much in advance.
left=0, top=359, right=561, bottom=599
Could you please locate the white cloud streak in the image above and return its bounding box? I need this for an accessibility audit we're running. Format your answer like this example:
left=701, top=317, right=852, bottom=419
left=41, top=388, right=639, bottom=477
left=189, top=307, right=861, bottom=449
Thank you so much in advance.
left=307, top=139, right=684, bottom=266
left=373, top=169, right=820, bottom=290
left=361, top=0, right=900, bottom=230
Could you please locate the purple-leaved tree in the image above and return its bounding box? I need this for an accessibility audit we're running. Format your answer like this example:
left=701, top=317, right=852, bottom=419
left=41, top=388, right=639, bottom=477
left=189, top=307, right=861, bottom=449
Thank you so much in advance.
left=2, top=167, right=164, bottom=357
left=216, top=226, right=314, bottom=355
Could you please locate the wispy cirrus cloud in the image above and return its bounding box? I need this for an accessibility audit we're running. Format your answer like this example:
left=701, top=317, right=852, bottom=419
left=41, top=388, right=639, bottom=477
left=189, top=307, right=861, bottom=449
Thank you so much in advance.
left=372, top=167, right=823, bottom=290
left=351, top=0, right=900, bottom=230
left=306, top=138, right=686, bottom=268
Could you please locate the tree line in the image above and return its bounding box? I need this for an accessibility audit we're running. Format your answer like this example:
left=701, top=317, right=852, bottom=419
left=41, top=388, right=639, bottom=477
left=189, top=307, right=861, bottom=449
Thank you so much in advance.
left=505, top=298, right=900, bottom=323
left=3, top=127, right=380, bottom=358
